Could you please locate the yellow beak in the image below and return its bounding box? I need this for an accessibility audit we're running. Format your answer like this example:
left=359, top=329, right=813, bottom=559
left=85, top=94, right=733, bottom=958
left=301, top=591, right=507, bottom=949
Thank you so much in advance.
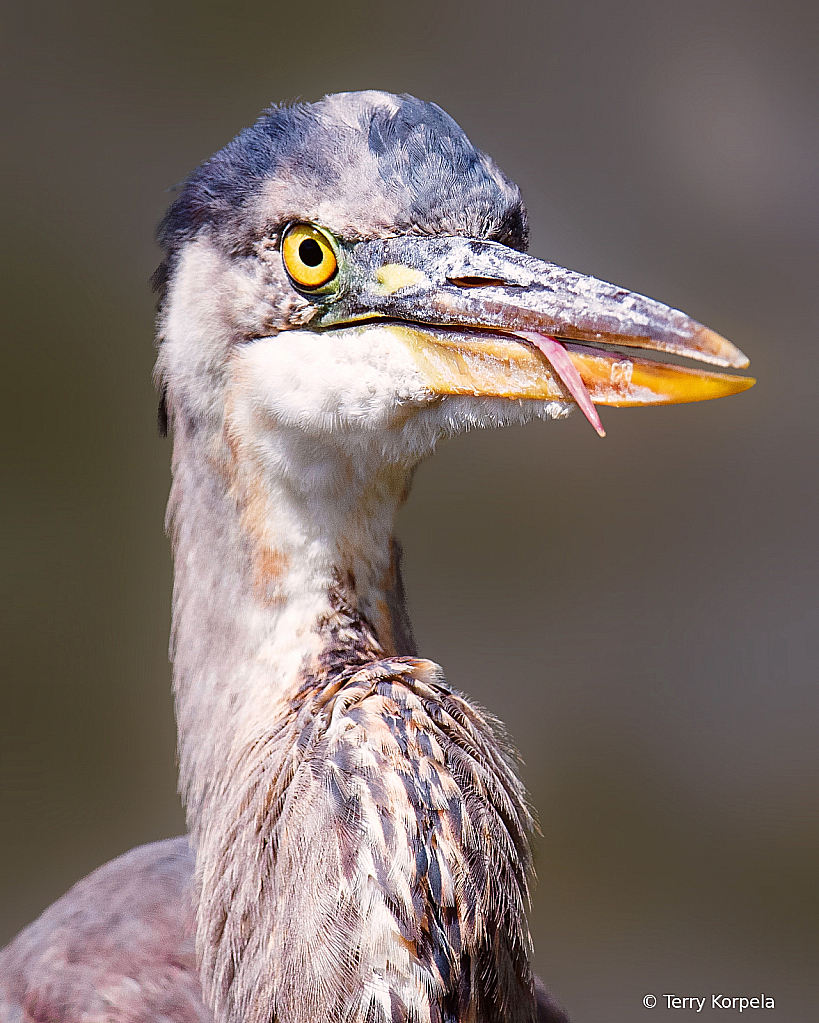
left=388, top=323, right=753, bottom=429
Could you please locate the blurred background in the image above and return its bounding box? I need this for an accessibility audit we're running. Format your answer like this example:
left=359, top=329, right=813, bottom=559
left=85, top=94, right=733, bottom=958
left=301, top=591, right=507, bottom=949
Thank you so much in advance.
left=2, top=0, right=817, bottom=1019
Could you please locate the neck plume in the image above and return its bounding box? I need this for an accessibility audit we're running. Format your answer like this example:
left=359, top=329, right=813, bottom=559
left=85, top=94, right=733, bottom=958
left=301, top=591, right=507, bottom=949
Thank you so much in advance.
left=167, top=402, right=535, bottom=1023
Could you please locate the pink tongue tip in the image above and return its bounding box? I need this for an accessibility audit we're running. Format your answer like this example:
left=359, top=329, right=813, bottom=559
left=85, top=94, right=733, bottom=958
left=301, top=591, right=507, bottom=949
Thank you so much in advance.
left=514, top=331, right=606, bottom=438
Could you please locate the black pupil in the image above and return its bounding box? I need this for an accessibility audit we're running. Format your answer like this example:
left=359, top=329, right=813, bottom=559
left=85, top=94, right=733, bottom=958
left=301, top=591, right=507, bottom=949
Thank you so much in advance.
left=299, top=238, right=324, bottom=267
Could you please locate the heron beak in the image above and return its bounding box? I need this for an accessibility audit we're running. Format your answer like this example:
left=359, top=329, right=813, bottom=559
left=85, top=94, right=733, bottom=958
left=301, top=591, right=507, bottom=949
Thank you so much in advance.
left=318, top=235, right=755, bottom=436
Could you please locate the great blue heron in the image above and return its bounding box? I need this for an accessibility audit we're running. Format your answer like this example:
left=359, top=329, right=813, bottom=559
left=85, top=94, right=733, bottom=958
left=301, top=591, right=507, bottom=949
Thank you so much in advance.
left=0, top=90, right=752, bottom=1023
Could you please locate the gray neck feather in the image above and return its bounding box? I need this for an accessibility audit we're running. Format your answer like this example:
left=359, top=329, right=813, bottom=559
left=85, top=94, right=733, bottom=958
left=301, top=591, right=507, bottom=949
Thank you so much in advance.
left=169, top=411, right=417, bottom=831
left=168, top=411, right=424, bottom=1018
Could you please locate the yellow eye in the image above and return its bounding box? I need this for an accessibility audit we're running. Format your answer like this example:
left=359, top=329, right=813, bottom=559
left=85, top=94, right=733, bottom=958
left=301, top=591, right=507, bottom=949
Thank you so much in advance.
left=281, top=223, right=338, bottom=289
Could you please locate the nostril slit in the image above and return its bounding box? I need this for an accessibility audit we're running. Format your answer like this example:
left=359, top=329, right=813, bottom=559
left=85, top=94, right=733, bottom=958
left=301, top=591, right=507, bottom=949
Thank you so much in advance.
left=448, top=276, right=510, bottom=288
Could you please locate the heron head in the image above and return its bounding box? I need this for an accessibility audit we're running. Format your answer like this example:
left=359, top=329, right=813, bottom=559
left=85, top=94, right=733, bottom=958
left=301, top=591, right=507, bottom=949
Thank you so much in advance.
left=155, top=90, right=752, bottom=465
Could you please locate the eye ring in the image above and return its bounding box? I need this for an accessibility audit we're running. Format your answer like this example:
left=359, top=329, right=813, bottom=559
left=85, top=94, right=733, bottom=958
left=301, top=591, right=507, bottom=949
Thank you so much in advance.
left=281, top=223, right=338, bottom=290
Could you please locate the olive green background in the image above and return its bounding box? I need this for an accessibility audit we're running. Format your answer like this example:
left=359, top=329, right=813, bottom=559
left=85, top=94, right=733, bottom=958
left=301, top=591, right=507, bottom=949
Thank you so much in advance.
left=2, top=1, right=817, bottom=1019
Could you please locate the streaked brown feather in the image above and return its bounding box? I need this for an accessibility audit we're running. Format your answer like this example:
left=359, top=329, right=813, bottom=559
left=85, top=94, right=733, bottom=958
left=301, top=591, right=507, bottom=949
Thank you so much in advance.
left=198, top=649, right=536, bottom=1023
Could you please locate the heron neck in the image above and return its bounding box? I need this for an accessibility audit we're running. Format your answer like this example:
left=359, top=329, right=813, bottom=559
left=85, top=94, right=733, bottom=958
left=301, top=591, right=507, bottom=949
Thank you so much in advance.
left=167, top=413, right=417, bottom=843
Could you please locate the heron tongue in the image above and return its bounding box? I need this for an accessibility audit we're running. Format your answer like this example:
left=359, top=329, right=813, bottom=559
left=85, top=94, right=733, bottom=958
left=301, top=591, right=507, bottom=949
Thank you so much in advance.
left=514, top=331, right=606, bottom=438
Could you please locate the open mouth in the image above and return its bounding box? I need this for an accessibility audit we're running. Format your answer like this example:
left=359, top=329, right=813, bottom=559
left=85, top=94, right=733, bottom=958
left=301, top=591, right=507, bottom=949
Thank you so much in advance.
left=513, top=330, right=754, bottom=436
